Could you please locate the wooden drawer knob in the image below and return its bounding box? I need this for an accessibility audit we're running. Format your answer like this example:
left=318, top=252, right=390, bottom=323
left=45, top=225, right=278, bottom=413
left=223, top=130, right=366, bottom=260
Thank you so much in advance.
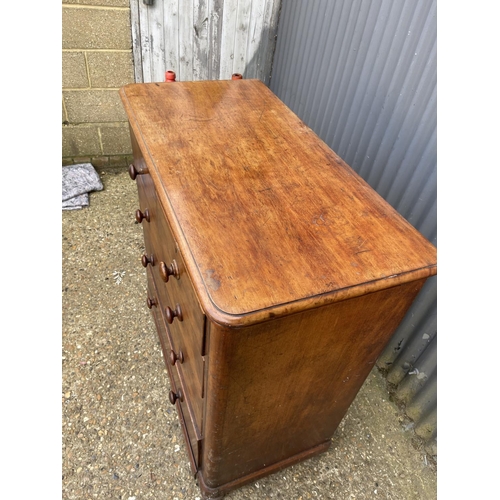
left=169, top=349, right=184, bottom=365
left=146, top=296, right=157, bottom=309
left=135, top=208, right=150, bottom=223
left=165, top=70, right=176, bottom=82
left=128, top=163, right=149, bottom=180
left=165, top=304, right=183, bottom=324
left=169, top=389, right=183, bottom=404
left=159, top=260, right=179, bottom=282
left=141, top=253, right=155, bottom=267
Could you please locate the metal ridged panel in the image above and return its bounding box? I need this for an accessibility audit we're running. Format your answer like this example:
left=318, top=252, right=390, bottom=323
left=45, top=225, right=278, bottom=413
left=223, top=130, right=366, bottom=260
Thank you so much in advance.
left=270, top=0, right=437, bottom=457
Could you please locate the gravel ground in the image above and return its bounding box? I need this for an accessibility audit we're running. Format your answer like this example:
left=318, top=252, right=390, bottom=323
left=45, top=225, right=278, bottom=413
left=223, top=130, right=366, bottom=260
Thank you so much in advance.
left=62, top=167, right=437, bottom=500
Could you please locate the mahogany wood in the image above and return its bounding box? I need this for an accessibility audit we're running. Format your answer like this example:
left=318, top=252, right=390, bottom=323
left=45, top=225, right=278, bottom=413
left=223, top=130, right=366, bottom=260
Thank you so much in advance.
left=120, top=79, right=438, bottom=499
left=165, top=304, right=183, bottom=323
left=202, top=279, right=425, bottom=488
left=141, top=253, right=154, bottom=268
left=146, top=267, right=200, bottom=474
left=135, top=208, right=150, bottom=223
left=128, top=162, right=148, bottom=180
left=134, top=122, right=205, bottom=437
left=120, top=80, right=436, bottom=327
left=169, top=349, right=184, bottom=366
left=169, top=389, right=183, bottom=404
left=159, top=260, right=179, bottom=282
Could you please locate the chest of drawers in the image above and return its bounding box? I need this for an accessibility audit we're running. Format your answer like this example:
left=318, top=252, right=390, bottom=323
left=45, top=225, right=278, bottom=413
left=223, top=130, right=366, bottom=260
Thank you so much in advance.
left=120, top=79, right=437, bottom=499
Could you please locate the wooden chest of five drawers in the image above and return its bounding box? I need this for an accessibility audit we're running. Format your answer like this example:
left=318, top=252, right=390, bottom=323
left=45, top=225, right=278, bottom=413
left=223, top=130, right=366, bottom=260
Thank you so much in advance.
left=120, top=79, right=437, bottom=499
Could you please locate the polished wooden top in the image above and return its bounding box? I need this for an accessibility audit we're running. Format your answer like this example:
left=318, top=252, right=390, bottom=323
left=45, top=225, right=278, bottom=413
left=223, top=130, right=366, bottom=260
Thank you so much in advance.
left=120, top=79, right=436, bottom=326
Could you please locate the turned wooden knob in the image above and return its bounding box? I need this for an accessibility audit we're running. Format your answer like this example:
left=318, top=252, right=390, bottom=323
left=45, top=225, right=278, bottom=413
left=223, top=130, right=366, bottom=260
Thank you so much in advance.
left=146, top=296, right=157, bottom=309
left=165, top=304, right=183, bottom=324
left=232, top=73, right=243, bottom=80
left=129, top=164, right=139, bottom=180
left=129, top=163, right=149, bottom=180
left=135, top=208, right=150, bottom=223
left=169, top=349, right=184, bottom=365
left=141, top=253, right=155, bottom=267
left=169, top=389, right=183, bottom=404
left=159, top=260, right=179, bottom=282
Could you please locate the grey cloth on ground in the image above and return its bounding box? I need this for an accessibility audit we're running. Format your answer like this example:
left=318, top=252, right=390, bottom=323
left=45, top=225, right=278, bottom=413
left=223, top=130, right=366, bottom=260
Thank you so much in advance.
left=62, top=163, right=103, bottom=210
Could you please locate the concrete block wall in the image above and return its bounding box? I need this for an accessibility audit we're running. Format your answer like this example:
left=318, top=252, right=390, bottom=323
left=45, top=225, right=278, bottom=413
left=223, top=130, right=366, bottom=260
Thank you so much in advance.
left=62, top=0, right=135, bottom=168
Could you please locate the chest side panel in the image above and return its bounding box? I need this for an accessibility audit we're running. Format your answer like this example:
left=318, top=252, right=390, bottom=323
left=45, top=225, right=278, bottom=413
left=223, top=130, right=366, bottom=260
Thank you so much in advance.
left=201, top=278, right=426, bottom=488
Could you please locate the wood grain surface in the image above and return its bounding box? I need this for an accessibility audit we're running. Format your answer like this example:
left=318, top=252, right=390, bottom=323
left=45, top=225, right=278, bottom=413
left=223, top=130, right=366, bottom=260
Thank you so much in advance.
left=120, top=80, right=437, bottom=326
left=201, top=278, right=427, bottom=490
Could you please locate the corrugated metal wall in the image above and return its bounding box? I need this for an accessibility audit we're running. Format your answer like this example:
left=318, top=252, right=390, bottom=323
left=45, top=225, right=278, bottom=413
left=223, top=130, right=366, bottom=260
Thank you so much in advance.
left=130, top=0, right=281, bottom=84
left=270, top=0, right=437, bottom=457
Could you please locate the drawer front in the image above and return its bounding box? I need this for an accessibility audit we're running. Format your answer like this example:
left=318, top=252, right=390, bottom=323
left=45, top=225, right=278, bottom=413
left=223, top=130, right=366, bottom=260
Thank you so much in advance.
left=137, top=173, right=178, bottom=270
left=171, top=358, right=202, bottom=474
left=151, top=260, right=205, bottom=438
left=146, top=267, right=201, bottom=474
left=136, top=174, right=159, bottom=281
left=157, top=242, right=206, bottom=425
left=130, top=129, right=203, bottom=477
left=146, top=265, right=173, bottom=353
left=157, top=245, right=205, bottom=435
left=136, top=175, right=205, bottom=430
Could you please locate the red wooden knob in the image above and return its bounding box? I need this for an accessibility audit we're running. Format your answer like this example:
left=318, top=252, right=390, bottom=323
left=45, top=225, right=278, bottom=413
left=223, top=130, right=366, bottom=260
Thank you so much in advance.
left=165, top=304, right=183, bottom=324
left=169, top=389, right=183, bottom=404
left=141, top=253, right=155, bottom=267
left=159, top=260, right=179, bottom=282
left=146, top=296, right=157, bottom=309
left=169, top=349, right=184, bottom=365
left=165, top=70, right=176, bottom=82
left=135, top=208, right=150, bottom=223
left=232, top=73, right=243, bottom=80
